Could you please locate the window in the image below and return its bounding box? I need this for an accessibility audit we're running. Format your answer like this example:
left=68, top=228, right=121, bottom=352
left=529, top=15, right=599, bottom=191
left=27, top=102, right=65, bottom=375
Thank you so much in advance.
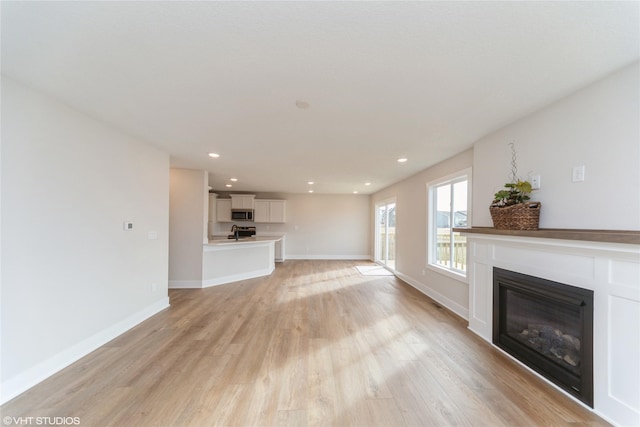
left=427, top=169, right=471, bottom=279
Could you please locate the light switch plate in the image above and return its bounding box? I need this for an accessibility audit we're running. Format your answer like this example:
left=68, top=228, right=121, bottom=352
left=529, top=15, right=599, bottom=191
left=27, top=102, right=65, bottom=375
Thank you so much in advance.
left=572, top=166, right=586, bottom=182
left=531, top=175, right=541, bottom=190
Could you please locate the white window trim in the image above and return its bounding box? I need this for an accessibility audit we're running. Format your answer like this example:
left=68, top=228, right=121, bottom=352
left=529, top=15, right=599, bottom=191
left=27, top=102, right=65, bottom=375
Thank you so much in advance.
left=374, top=197, right=397, bottom=269
left=426, top=167, right=472, bottom=283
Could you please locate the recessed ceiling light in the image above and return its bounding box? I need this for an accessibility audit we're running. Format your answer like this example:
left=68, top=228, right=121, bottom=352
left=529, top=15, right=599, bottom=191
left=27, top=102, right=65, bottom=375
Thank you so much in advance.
left=208, top=153, right=220, bottom=158
left=225, top=184, right=232, bottom=188
left=296, top=100, right=310, bottom=109
left=364, top=182, right=371, bottom=186
left=308, top=189, right=314, bottom=193
left=397, top=157, right=408, bottom=163
left=307, top=181, right=314, bottom=185
left=230, top=178, right=238, bottom=182
left=353, top=190, right=359, bottom=194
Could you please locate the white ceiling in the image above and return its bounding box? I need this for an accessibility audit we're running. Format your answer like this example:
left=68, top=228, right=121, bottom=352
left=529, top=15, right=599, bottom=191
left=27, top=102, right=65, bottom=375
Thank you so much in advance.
left=2, top=1, right=638, bottom=194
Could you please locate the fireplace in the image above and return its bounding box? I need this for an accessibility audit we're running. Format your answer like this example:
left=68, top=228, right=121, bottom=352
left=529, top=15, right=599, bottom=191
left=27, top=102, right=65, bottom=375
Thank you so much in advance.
left=492, top=267, right=594, bottom=407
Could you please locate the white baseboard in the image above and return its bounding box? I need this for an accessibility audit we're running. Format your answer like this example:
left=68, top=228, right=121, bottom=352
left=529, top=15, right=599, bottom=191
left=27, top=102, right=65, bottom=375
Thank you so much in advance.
left=395, top=271, right=469, bottom=320
left=202, top=266, right=275, bottom=288
left=286, top=254, right=371, bottom=260
left=0, top=297, right=170, bottom=405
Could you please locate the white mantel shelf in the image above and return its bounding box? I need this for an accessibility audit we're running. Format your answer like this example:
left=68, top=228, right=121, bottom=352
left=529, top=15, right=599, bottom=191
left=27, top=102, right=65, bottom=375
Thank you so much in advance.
left=453, top=227, right=640, bottom=245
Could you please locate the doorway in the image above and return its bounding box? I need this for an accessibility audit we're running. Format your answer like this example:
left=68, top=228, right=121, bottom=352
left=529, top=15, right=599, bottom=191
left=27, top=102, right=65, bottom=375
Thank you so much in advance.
left=375, top=199, right=396, bottom=270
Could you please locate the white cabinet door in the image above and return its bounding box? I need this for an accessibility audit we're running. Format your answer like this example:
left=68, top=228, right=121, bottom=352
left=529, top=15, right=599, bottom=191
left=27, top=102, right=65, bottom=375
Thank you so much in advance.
left=216, top=199, right=232, bottom=222
left=208, top=194, right=217, bottom=222
left=231, top=195, right=255, bottom=209
left=253, top=200, right=286, bottom=223
left=274, top=238, right=285, bottom=262
left=208, top=194, right=217, bottom=237
left=254, top=200, right=270, bottom=223
left=268, top=200, right=286, bottom=223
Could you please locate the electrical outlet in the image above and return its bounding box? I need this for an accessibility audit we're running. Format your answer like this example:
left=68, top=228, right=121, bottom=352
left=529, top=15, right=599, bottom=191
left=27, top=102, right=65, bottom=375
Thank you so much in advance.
left=123, top=221, right=134, bottom=230
left=572, top=165, right=586, bottom=182
left=531, top=175, right=541, bottom=190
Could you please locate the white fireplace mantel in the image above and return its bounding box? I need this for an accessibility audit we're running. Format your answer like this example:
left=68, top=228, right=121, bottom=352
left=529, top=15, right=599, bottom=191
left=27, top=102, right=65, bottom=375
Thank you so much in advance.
left=461, top=230, right=640, bottom=427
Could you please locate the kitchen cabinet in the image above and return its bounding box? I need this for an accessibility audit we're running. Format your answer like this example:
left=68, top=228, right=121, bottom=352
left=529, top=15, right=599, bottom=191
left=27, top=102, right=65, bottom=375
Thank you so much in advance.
left=216, top=199, right=232, bottom=222
left=268, top=200, right=286, bottom=223
left=208, top=194, right=217, bottom=237
left=254, top=200, right=286, bottom=223
left=253, top=200, right=269, bottom=223
left=274, top=237, right=285, bottom=262
left=230, top=194, right=255, bottom=210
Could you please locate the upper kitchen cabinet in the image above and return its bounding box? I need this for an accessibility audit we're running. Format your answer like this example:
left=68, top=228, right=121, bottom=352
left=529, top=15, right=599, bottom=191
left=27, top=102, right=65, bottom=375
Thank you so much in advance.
left=208, top=194, right=217, bottom=222
left=208, top=193, right=217, bottom=235
left=230, top=194, right=255, bottom=210
left=254, top=199, right=286, bottom=223
left=216, top=198, right=232, bottom=222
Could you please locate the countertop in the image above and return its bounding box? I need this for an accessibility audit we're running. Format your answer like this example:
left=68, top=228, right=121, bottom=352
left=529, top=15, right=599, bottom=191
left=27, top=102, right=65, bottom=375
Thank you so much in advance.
left=206, top=236, right=283, bottom=246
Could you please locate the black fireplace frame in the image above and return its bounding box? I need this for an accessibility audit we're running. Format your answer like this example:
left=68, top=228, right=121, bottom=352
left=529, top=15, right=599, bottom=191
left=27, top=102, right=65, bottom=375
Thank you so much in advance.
left=492, top=267, right=594, bottom=407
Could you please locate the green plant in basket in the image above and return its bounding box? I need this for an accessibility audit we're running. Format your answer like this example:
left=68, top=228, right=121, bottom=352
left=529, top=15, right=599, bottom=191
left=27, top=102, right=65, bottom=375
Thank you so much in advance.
left=489, top=142, right=541, bottom=230
left=491, top=179, right=533, bottom=207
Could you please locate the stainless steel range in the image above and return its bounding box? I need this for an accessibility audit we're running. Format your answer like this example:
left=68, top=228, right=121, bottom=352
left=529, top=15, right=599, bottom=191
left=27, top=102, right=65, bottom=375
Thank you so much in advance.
left=228, top=225, right=256, bottom=240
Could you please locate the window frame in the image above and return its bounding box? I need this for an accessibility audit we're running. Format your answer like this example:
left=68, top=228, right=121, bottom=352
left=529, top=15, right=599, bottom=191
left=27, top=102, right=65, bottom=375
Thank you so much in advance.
left=374, top=197, right=397, bottom=270
left=426, top=168, right=472, bottom=283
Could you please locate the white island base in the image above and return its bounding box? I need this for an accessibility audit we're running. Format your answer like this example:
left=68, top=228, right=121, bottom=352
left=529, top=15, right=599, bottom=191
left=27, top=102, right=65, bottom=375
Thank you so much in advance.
left=169, top=237, right=281, bottom=289
left=202, top=239, right=276, bottom=287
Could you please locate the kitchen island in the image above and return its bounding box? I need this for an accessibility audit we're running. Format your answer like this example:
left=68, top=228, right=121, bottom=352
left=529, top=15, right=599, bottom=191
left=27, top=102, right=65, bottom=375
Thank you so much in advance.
left=202, top=236, right=284, bottom=287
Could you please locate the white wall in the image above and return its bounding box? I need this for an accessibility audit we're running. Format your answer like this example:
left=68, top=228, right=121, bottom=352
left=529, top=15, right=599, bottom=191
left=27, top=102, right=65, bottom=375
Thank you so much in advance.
left=0, top=77, right=170, bottom=403
left=473, top=61, right=640, bottom=230
left=372, top=150, right=474, bottom=318
left=211, top=192, right=371, bottom=259
left=283, top=193, right=370, bottom=259
left=168, top=168, right=207, bottom=287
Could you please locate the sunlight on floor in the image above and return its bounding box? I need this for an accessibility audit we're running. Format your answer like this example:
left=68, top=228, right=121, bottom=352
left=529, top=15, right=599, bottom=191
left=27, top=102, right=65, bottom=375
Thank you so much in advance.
left=355, top=265, right=394, bottom=276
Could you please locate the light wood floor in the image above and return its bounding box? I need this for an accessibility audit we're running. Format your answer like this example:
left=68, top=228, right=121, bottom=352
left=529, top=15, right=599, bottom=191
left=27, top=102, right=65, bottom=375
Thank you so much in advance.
left=2, top=260, right=609, bottom=426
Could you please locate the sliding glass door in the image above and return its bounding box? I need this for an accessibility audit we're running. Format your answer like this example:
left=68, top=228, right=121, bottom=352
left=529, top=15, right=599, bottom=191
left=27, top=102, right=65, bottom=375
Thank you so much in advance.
left=375, top=199, right=396, bottom=270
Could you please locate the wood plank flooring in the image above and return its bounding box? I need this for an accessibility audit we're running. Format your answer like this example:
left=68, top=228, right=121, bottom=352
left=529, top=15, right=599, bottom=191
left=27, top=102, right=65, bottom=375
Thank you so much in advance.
left=2, top=260, right=610, bottom=426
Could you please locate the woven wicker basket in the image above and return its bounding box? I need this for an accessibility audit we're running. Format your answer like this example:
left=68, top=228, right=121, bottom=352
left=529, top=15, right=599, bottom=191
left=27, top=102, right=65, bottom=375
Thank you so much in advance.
left=489, top=202, right=541, bottom=230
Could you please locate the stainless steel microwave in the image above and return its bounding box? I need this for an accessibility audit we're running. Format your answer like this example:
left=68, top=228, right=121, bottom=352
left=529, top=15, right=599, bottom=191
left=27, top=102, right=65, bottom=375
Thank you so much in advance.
left=231, top=209, right=254, bottom=221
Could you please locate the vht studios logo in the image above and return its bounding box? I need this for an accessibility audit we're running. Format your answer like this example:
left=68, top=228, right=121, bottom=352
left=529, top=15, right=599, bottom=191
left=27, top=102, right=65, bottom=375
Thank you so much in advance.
left=3, top=416, right=80, bottom=426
